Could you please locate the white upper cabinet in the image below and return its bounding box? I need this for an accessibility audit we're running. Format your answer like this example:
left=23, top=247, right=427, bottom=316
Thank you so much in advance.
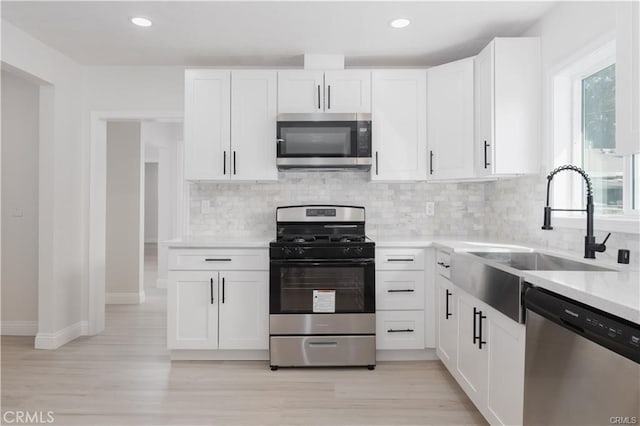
left=616, top=2, right=640, bottom=155
left=371, top=70, right=427, bottom=181
left=278, top=70, right=371, bottom=113
left=474, top=37, right=540, bottom=176
left=324, top=71, right=371, bottom=113
left=184, top=69, right=277, bottom=181
left=184, top=70, right=231, bottom=180
left=230, top=71, right=278, bottom=180
left=277, top=71, right=324, bottom=113
left=427, top=58, right=475, bottom=180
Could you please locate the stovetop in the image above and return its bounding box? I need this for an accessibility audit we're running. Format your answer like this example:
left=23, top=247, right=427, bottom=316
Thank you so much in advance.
left=270, top=236, right=375, bottom=259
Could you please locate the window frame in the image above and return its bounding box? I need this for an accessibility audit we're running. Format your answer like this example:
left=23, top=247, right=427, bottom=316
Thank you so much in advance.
left=551, top=37, right=640, bottom=234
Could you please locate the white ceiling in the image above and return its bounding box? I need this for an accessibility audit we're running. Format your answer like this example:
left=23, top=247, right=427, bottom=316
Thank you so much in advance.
left=1, top=1, right=557, bottom=67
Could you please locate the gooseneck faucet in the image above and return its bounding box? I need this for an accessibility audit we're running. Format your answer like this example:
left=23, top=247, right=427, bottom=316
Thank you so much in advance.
left=542, top=165, right=610, bottom=259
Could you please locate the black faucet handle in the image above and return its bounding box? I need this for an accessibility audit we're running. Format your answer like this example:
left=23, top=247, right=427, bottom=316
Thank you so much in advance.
left=602, top=232, right=611, bottom=245
left=593, top=232, right=611, bottom=253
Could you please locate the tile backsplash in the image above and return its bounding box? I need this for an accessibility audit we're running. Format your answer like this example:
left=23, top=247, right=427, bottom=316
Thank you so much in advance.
left=190, top=172, right=638, bottom=265
left=190, top=172, right=485, bottom=239
left=484, top=175, right=640, bottom=265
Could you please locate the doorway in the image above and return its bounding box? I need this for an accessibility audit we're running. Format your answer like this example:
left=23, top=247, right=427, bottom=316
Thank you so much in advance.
left=89, top=113, right=183, bottom=335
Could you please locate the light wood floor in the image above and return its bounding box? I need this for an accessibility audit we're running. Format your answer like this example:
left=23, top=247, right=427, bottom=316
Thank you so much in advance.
left=1, top=245, right=486, bottom=425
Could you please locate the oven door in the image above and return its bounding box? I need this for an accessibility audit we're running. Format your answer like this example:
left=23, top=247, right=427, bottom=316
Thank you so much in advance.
left=270, top=259, right=375, bottom=314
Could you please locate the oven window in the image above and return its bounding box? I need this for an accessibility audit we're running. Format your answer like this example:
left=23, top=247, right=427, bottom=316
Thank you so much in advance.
left=279, top=266, right=366, bottom=313
left=279, top=127, right=353, bottom=156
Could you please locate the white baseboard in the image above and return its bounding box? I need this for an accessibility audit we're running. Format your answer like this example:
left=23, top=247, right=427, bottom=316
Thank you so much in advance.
left=106, top=291, right=146, bottom=304
left=156, top=278, right=167, bottom=289
left=1, top=320, right=38, bottom=336
left=34, top=321, right=88, bottom=349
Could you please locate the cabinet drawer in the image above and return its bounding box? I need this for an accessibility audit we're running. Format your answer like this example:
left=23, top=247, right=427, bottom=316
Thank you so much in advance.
left=376, top=248, right=425, bottom=270
left=169, top=248, right=269, bottom=270
left=376, top=310, right=425, bottom=350
left=376, top=270, right=425, bottom=310
left=436, top=250, right=451, bottom=278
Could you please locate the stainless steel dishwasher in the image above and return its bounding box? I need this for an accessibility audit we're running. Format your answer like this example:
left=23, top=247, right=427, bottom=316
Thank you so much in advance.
left=523, top=287, right=640, bottom=425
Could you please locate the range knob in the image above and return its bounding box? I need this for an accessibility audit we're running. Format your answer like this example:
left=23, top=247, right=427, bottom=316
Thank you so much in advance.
left=295, top=247, right=306, bottom=256
left=352, top=247, right=364, bottom=255
left=282, top=247, right=293, bottom=256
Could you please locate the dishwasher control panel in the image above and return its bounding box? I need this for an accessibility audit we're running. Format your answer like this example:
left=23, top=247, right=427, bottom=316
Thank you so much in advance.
left=525, top=287, right=640, bottom=363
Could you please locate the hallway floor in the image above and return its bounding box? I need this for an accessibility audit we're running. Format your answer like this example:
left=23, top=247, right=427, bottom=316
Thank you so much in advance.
left=1, top=244, right=485, bottom=425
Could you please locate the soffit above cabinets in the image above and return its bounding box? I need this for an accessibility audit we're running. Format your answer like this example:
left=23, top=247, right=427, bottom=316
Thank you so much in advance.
left=1, top=1, right=556, bottom=66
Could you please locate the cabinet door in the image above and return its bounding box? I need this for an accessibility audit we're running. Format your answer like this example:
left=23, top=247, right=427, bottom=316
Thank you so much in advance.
left=436, top=275, right=457, bottom=371
left=167, top=271, right=218, bottom=349
left=427, top=58, right=475, bottom=180
left=456, top=291, right=488, bottom=409
left=278, top=71, right=324, bottom=113
left=324, top=70, right=371, bottom=113
left=376, top=270, right=424, bottom=311
left=184, top=70, right=231, bottom=180
left=474, top=43, right=494, bottom=177
left=371, top=71, right=427, bottom=181
left=218, top=271, right=269, bottom=350
left=486, top=311, right=525, bottom=426
left=231, top=71, right=278, bottom=181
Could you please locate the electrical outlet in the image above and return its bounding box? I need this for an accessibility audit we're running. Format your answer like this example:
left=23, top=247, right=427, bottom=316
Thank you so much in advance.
left=425, top=202, right=435, bottom=216
left=201, top=200, right=210, bottom=214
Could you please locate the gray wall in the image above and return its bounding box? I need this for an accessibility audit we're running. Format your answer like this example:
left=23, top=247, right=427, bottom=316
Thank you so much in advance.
left=144, top=162, right=159, bottom=243
left=106, top=121, right=144, bottom=301
left=1, top=70, right=40, bottom=331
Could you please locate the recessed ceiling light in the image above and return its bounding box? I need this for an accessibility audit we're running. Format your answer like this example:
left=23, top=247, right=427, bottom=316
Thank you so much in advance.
left=131, top=17, right=152, bottom=27
left=390, top=18, right=411, bottom=29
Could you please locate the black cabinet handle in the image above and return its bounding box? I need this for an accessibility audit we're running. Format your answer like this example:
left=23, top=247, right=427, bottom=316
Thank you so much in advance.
left=429, top=150, right=434, bottom=175
left=388, top=329, right=414, bottom=333
left=222, top=277, right=225, bottom=304
left=210, top=278, right=214, bottom=304
left=388, top=289, right=415, bottom=293
left=387, top=258, right=414, bottom=262
left=233, top=151, right=236, bottom=175
left=437, top=261, right=450, bottom=268
left=483, top=141, right=491, bottom=169
left=473, top=307, right=479, bottom=344
left=327, top=85, right=331, bottom=109
left=375, top=151, right=379, bottom=175
left=317, top=85, right=321, bottom=110
left=205, top=258, right=232, bottom=262
left=445, top=289, right=452, bottom=319
left=478, top=311, right=487, bottom=349
left=223, top=151, right=227, bottom=175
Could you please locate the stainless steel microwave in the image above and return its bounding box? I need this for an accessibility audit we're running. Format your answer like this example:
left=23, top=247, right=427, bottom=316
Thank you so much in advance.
left=276, top=113, right=372, bottom=170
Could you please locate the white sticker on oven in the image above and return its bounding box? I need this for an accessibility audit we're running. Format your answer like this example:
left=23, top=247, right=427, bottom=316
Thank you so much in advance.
left=313, top=290, right=336, bottom=313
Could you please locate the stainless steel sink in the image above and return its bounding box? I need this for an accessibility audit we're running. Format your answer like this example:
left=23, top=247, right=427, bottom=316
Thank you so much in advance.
left=467, top=251, right=615, bottom=272
left=450, top=250, right=615, bottom=324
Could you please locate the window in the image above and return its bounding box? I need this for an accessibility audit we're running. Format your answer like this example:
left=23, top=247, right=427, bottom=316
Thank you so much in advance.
left=553, top=38, right=639, bottom=231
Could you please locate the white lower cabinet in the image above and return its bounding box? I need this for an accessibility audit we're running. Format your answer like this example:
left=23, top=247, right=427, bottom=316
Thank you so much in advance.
left=376, top=310, right=425, bottom=350
left=436, top=274, right=457, bottom=371
left=456, top=291, right=489, bottom=409
left=435, top=254, right=525, bottom=425
left=168, top=271, right=219, bottom=349
left=168, top=249, right=269, bottom=352
left=218, top=271, right=269, bottom=350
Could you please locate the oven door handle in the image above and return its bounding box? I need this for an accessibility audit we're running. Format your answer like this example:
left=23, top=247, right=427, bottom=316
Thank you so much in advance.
left=270, top=259, right=374, bottom=266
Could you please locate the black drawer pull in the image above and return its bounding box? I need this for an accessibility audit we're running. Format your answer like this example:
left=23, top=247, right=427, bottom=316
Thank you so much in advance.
left=205, top=258, right=232, bottom=262
left=387, top=328, right=414, bottom=333
left=387, top=258, right=414, bottom=262
left=437, top=261, right=450, bottom=268
left=388, top=289, right=415, bottom=293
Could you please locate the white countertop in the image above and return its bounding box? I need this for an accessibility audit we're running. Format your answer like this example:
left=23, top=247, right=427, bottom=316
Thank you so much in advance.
left=163, top=235, right=639, bottom=324
left=162, top=236, right=270, bottom=248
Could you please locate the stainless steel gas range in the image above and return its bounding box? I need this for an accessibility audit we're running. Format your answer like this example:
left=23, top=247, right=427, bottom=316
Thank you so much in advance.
left=268, top=205, right=376, bottom=370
